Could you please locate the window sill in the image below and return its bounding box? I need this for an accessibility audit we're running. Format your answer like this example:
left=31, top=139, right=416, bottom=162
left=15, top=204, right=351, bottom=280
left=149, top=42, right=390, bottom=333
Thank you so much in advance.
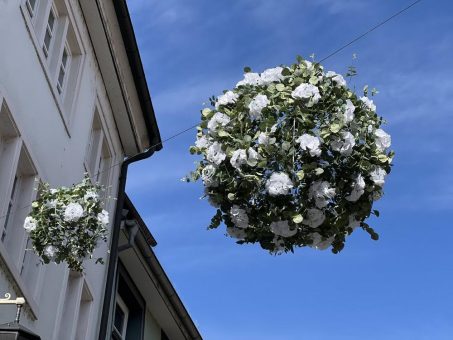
left=0, top=241, right=39, bottom=320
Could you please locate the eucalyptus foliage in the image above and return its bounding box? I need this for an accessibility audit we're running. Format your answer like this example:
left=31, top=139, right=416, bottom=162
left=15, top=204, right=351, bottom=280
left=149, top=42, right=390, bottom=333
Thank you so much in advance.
left=189, top=56, right=394, bottom=254
left=24, top=175, right=109, bottom=271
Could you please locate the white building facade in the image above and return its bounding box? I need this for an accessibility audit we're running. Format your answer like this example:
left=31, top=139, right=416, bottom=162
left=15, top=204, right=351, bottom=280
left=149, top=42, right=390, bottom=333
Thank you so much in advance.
left=0, top=1, right=200, bottom=339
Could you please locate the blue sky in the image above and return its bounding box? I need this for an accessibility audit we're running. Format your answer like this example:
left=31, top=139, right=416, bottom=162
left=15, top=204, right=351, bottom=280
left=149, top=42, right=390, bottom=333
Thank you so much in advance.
left=126, top=1, right=453, bottom=339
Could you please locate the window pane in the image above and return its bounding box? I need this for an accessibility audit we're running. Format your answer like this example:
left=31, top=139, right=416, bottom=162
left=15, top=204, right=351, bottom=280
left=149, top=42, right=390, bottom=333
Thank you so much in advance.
left=113, top=303, right=125, bottom=334
left=44, top=30, right=51, bottom=51
left=62, top=49, right=68, bottom=67
left=48, top=11, right=55, bottom=30
left=2, top=176, right=19, bottom=241
left=58, top=67, right=65, bottom=88
left=28, top=0, right=37, bottom=9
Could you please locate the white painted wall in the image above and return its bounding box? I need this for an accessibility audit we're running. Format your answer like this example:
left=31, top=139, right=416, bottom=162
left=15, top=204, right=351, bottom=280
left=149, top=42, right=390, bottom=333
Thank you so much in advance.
left=0, top=0, right=124, bottom=339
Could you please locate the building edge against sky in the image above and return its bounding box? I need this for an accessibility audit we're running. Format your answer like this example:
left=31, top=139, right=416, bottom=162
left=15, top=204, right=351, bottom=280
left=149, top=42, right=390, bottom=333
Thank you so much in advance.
left=0, top=0, right=200, bottom=339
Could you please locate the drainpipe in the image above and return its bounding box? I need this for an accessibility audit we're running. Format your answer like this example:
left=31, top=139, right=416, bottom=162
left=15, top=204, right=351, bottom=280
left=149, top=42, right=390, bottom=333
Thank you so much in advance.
left=98, top=146, right=157, bottom=340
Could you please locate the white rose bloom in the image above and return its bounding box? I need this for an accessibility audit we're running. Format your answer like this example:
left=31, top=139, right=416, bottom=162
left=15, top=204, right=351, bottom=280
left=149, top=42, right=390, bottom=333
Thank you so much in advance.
left=44, top=245, right=57, bottom=258
left=215, top=91, right=239, bottom=109
left=207, top=142, right=226, bottom=165
left=64, top=203, right=84, bottom=222
left=248, top=94, right=270, bottom=121
left=296, top=134, right=322, bottom=157
left=374, top=128, right=391, bottom=151
left=326, top=71, right=346, bottom=87
left=344, top=99, right=355, bottom=123
left=270, top=124, right=278, bottom=133
left=97, top=210, right=109, bottom=226
left=291, top=83, right=321, bottom=106
left=305, top=60, right=314, bottom=71
left=44, top=199, right=58, bottom=209
left=330, top=131, right=356, bottom=155
left=303, top=209, right=326, bottom=228
left=230, top=205, right=249, bottom=229
left=310, top=232, right=334, bottom=250
left=230, top=149, right=247, bottom=169
left=23, top=216, right=37, bottom=233
left=370, top=167, right=386, bottom=187
left=368, top=125, right=374, bottom=133
left=360, top=96, right=376, bottom=112
left=227, top=226, right=247, bottom=239
left=236, top=72, right=262, bottom=87
left=265, top=172, right=293, bottom=196
left=195, top=135, right=211, bottom=149
left=309, top=181, right=336, bottom=209
left=260, top=66, right=284, bottom=84
left=84, top=191, right=98, bottom=201
left=207, top=112, right=230, bottom=132
left=247, top=147, right=259, bottom=166
left=201, top=165, right=218, bottom=187
left=346, top=174, right=366, bottom=202
left=257, top=132, right=270, bottom=145
left=270, top=220, right=297, bottom=238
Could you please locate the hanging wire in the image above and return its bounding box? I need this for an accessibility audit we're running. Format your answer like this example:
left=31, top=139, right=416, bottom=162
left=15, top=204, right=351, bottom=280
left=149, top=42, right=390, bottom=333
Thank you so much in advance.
left=0, top=0, right=423, bottom=223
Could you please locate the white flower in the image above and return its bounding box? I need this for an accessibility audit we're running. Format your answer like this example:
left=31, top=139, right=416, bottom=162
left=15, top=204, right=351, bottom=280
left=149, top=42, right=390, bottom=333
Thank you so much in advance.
left=207, top=112, right=230, bottom=132
left=247, top=148, right=259, bottom=166
left=296, top=134, right=322, bottom=157
left=23, top=216, right=37, bottom=233
left=230, top=149, right=247, bottom=169
left=50, top=189, right=58, bottom=194
left=370, top=167, right=386, bottom=187
left=207, top=142, right=226, bottom=165
left=310, top=232, right=334, bottom=250
left=84, top=191, right=98, bottom=201
left=44, top=199, right=58, bottom=209
left=230, top=205, right=249, bottom=229
left=303, top=209, right=325, bottom=228
left=260, top=66, right=284, bottom=84
left=195, top=135, right=211, bottom=149
left=291, top=83, right=321, bottom=106
left=202, top=165, right=218, bottom=187
left=44, top=245, right=57, bottom=258
left=344, top=99, right=355, bottom=123
left=330, top=131, right=355, bottom=155
left=97, top=210, right=109, bottom=226
left=326, top=71, right=346, bottom=87
left=309, top=181, right=336, bottom=208
left=236, top=72, right=262, bottom=87
left=374, top=128, right=391, bottom=151
left=265, top=172, right=293, bottom=196
left=346, top=174, right=366, bottom=202
left=304, top=60, right=314, bottom=71
left=360, top=96, right=376, bottom=112
left=257, top=132, right=270, bottom=145
left=248, top=94, right=270, bottom=121
left=215, top=91, right=239, bottom=109
left=270, top=124, right=278, bottom=133
left=64, top=203, right=84, bottom=222
left=270, top=220, right=297, bottom=238
left=227, top=226, right=247, bottom=239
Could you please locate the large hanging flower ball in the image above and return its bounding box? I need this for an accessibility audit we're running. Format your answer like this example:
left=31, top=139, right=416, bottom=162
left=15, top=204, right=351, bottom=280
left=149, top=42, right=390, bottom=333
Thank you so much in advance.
left=24, top=175, right=109, bottom=271
left=189, top=56, right=394, bottom=254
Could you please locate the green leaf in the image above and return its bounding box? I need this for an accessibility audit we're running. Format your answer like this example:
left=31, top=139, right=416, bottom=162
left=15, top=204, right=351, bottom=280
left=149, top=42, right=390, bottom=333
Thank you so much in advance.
left=227, top=193, right=236, bottom=201
left=309, top=76, right=318, bottom=85
left=314, top=168, right=324, bottom=175
left=202, top=108, right=212, bottom=117
left=373, top=210, right=380, bottom=217
left=292, top=214, right=303, bottom=224
left=244, top=66, right=251, bottom=73
left=330, top=124, right=341, bottom=133
left=218, top=130, right=231, bottom=137
left=296, top=170, right=305, bottom=180
left=281, top=68, right=291, bottom=76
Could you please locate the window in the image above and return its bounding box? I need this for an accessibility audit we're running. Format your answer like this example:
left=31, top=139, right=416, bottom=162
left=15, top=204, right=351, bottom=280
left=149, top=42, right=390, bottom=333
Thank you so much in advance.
left=25, top=0, right=38, bottom=17
left=42, top=7, right=56, bottom=58
left=57, top=46, right=70, bottom=94
left=85, top=108, right=112, bottom=200
left=112, top=295, right=129, bottom=340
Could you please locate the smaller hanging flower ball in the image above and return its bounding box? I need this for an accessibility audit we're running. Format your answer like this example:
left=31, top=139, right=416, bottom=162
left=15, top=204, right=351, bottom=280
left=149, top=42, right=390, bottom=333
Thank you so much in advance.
left=24, top=174, right=109, bottom=271
left=188, top=56, right=394, bottom=254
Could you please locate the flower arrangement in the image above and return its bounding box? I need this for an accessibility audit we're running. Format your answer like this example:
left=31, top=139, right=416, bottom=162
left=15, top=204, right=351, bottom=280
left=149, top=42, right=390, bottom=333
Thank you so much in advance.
left=24, top=175, right=109, bottom=271
left=189, top=56, right=394, bottom=254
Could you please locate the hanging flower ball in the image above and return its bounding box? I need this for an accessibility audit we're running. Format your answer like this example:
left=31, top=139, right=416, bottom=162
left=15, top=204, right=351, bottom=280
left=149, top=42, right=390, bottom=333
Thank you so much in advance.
left=188, top=56, right=394, bottom=254
left=25, top=175, right=109, bottom=271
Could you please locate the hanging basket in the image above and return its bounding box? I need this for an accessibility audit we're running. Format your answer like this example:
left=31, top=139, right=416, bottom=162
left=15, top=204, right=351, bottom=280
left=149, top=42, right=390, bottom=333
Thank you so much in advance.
left=188, top=56, right=393, bottom=254
left=24, top=175, right=109, bottom=271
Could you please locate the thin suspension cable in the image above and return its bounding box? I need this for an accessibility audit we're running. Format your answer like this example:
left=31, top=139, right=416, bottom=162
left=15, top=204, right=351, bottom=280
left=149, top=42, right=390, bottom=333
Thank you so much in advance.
left=319, top=0, right=422, bottom=63
left=0, top=1, right=423, bottom=222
